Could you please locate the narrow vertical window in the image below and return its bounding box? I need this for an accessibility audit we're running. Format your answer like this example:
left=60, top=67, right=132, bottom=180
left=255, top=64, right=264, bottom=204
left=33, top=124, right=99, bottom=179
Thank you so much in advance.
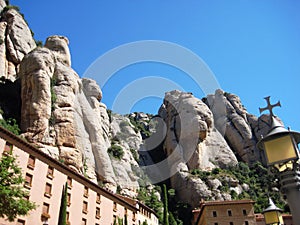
left=95, top=207, right=100, bottom=219
left=83, top=186, right=89, bottom=197
left=96, top=193, right=101, bottom=203
left=3, top=141, right=12, bottom=154
left=243, top=209, right=247, bottom=216
left=67, top=177, right=72, bottom=188
left=42, top=202, right=50, bottom=219
left=47, top=166, right=54, bottom=178
left=82, top=201, right=88, bottom=214
left=228, top=210, right=232, bottom=216
left=213, top=211, right=217, bottom=217
left=81, top=218, right=87, bottom=225
left=44, top=183, right=52, bottom=197
left=24, top=173, right=33, bottom=188
left=67, top=193, right=71, bottom=206
left=27, top=155, right=35, bottom=169
left=113, top=202, right=117, bottom=211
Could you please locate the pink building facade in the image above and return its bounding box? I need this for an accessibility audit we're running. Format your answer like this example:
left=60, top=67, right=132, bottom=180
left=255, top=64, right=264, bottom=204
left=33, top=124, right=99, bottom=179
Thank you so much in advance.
left=0, top=126, right=158, bottom=225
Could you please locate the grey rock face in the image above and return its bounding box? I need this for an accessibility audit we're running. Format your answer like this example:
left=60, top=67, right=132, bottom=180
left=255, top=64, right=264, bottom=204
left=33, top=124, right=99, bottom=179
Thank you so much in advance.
left=206, top=89, right=274, bottom=165
left=19, top=36, right=115, bottom=186
left=0, top=8, right=36, bottom=80
left=158, top=90, right=238, bottom=207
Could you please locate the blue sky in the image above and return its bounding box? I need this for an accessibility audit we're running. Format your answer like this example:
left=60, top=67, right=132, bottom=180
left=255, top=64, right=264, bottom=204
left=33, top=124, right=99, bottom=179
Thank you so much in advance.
left=10, top=0, right=300, bottom=131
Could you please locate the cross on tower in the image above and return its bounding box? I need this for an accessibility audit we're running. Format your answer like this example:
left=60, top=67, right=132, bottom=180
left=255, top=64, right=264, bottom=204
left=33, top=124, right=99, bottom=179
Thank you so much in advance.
left=259, top=96, right=281, bottom=117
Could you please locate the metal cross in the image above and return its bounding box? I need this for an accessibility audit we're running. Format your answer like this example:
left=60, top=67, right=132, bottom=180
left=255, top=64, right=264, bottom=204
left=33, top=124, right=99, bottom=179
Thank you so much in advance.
left=259, top=96, right=281, bottom=117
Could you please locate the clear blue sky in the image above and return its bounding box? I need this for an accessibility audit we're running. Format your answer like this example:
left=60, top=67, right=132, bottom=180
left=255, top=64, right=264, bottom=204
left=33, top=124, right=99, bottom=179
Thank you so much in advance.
left=10, top=0, right=300, bottom=131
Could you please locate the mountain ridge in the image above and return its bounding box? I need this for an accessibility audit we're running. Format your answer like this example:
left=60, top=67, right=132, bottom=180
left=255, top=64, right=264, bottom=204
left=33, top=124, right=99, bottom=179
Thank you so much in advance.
left=0, top=2, right=287, bottom=224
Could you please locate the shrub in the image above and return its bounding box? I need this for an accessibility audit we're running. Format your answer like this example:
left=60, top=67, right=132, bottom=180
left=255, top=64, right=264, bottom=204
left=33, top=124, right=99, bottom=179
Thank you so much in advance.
left=107, top=144, right=124, bottom=160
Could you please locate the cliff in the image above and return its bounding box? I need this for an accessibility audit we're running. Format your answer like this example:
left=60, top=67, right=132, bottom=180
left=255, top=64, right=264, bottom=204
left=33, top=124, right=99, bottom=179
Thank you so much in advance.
left=0, top=1, right=282, bottom=212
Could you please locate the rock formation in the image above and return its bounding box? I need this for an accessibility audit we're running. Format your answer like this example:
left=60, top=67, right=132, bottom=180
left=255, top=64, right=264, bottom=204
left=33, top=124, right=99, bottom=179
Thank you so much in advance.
left=205, top=89, right=274, bottom=165
left=157, top=90, right=238, bottom=207
left=0, top=2, right=284, bottom=210
left=0, top=3, right=36, bottom=80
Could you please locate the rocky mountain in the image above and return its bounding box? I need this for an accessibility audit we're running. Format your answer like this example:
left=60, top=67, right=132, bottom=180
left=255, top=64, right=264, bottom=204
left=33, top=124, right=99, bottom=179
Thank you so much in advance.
left=0, top=1, right=282, bottom=215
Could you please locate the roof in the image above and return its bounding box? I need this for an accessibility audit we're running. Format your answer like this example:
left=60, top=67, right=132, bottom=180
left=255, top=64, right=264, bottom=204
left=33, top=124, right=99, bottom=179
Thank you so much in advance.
left=116, top=194, right=158, bottom=217
left=199, top=199, right=255, bottom=207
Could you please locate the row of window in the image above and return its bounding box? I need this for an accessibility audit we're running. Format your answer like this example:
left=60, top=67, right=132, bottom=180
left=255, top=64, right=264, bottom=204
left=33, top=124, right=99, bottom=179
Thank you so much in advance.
left=23, top=151, right=104, bottom=224
left=212, top=209, right=248, bottom=217
left=2, top=143, right=136, bottom=225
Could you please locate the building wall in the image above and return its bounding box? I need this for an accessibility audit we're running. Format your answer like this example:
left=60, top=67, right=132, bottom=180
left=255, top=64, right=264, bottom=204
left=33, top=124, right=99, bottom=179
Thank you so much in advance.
left=204, top=203, right=256, bottom=225
left=194, top=201, right=256, bottom=225
left=0, top=129, right=141, bottom=225
left=137, top=204, right=159, bottom=225
left=255, top=214, right=293, bottom=225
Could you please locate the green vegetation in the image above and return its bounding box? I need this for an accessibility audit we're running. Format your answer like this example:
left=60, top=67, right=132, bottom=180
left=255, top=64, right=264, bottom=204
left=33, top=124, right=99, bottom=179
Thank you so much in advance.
left=0, top=117, right=20, bottom=135
left=58, top=183, right=68, bottom=225
left=107, top=144, right=124, bottom=160
left=2, top=5, right=20, bottom=13
left=137, top=186, right=163, bottom=223
left=128, top=116, right=151, bottom=138
left=190, top=162, right=286, bottom=213
left=0, top=151, right=36, bottom=221
left=35, top=40, right=43, bottom=47
left=130, top=148, right=139, bottom=162
left=106, top=109, right=112, bottom=122
left=163, top=184, right=169, bottom=225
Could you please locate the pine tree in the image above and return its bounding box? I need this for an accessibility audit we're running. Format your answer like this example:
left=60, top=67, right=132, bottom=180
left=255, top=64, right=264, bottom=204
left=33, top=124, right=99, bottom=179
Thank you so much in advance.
left=163, top=184, right=169, bottom=225
left=0, top=151, right=36, bottom=221
left=58, top=182, right=68, bottom=225
left=169, top=212, right=178, bottom=225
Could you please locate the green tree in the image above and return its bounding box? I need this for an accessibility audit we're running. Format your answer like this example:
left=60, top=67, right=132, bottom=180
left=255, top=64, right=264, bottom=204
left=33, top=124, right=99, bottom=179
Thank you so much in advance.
left=163, top=184, right=169, bottom=225
left=58, top=182, right=68, bottom=225
left=169, top=212, right=178, bottom=225
left=0, top=151, right=36, bottom=221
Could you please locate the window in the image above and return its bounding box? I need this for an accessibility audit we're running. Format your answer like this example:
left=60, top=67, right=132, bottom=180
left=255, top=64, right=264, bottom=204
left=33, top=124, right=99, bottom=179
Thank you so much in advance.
left=3, top=142, right=12, bottom=154
left=96, top=193, right=101, bottom=203
left=44, top=183, right=52, bottom=197
left=124, top=208, right=128, bottom=215
left=81, top=218, right=87, bottom=225
left=67, top=193, right=71, bottom=206
left=230, top=222, right=234, bottom=225
left=228, top=210, right=232, bottom=216
left=133, top=212, right=136, bottom=221
left=66, top=212, right=70, bottom=225
left=245, top=221, right=249, bottom=225
left=213, top=211, right=217, bottom=217
left=42, top=203, right=50, bottom=219
left=82, top=201, right=88, bottom=214
left=113, top=202, right=117, bottom=212
left=95, top=207, right=100, bottom=219
left=214, top=223, right=218, bottom=225
left=243, top=209, right=247, bottom=216
left=24, top=173, right=33, bottom=188
left=47, top=166, right=54, bottom=179
left=17, top=219, right=25, bottom=225
left=27, top=155, right=35, bottom=169
left=67, top=177, right=72, bottom=188
left=83, top=186, right=89, bottom=197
